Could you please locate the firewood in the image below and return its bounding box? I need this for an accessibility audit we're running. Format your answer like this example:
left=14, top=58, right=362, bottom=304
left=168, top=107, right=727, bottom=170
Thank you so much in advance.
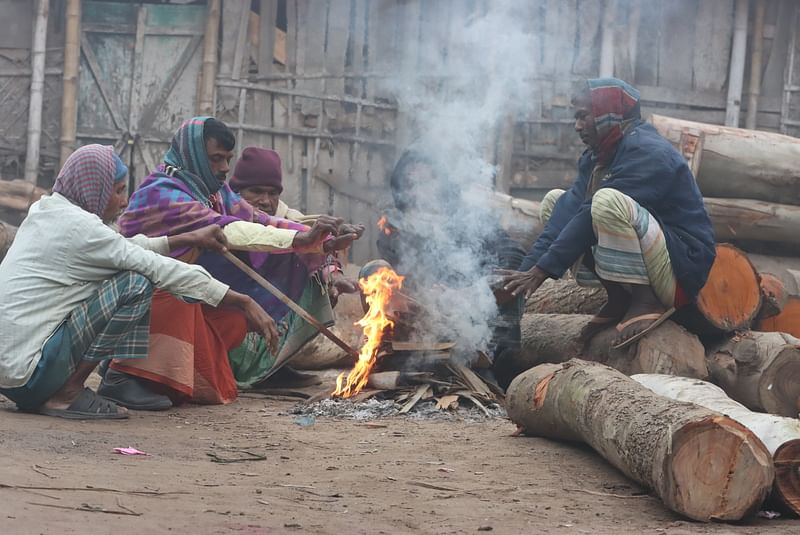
left=756, top=273, right=789, bottom=321
left=758, top=296, right=800, bottom=339
left=633, top=373, right=800, bottom=516
left=516, top=313, right=708, bottom=380
left=749, top=254, right=800, bottom=295
left=366, top=371, right=401, bottom=390
left=524, top=278, right=606, bottom=315
left=706, top=331, right=800, bottom=417
left=649, top=114, right=800, bottom=206
left=506, top=360, right=774, bottom=521
left=704, top=198, right=800, bottom=247
left=675, top=244, right=761, bottom=334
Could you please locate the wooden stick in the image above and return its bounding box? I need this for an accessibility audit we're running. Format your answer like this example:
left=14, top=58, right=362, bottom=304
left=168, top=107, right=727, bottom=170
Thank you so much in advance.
left=222, top=251, right=359, bottom=360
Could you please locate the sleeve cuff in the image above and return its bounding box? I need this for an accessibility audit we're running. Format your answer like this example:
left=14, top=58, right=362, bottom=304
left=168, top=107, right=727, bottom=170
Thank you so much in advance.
left=535, top=253, right=568, bottom=279
left=204, top=279, right=230, bottom=307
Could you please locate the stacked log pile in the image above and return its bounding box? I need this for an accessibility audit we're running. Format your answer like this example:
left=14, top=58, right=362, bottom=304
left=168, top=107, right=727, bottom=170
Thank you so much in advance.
left=0, top=179, right=46, bottom=263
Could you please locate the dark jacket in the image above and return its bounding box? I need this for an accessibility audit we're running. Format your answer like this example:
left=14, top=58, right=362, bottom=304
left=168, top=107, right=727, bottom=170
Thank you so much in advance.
left=519, top=120, right=716, bottom=300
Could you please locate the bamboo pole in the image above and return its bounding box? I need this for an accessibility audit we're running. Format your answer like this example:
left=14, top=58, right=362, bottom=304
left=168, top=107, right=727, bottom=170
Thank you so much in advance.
left=745, top=0, right=766, bottom=130
left=198, top=0, right=221, bottom=115
left=24, top=0, right=50, bottom=183
left=725, top=0, right=749, bottom=127
left=598, top=0, right=616, bottom=77
left=60, top=0, right=81, bottom=168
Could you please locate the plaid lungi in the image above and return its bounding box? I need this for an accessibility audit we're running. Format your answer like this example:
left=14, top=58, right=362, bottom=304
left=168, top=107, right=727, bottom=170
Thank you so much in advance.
left=0, top=271, right=153, bottom=409
left=540, top=188, right=677, bottom=307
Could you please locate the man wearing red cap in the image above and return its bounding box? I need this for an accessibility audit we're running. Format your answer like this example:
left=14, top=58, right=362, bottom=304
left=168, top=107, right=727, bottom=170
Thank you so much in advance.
left=229, top=146, right=363, bottom=304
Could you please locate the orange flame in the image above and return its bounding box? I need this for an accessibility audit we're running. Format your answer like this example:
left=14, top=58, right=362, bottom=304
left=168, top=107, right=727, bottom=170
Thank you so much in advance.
left=377, top=215, right=392, bottom=236
left=333, top=267, right=404, bottom=398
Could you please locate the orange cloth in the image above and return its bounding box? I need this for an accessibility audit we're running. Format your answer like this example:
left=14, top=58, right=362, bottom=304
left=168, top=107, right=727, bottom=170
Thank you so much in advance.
left=111, top=290, right=247, bottom=404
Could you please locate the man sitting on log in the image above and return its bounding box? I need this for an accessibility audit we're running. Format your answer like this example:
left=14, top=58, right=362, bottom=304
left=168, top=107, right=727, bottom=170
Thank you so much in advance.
left=502, top=78, right=716, bottom=349
left=228, top=146, right=363, bottom=307
left=0, top=145, right=274, bottom=419
left=100, top=118, right=361, bottom=408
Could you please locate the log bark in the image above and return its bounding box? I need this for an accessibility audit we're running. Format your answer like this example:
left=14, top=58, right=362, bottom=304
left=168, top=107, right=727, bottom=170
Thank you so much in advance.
left=524, top=278, right=606, bottom=315
left=705, top=198, right=800, bottom=246
left=758, top=296, right=800, bottom=339
left=675, top=244, right=761, bottom=333
left=749, top=254, right=800, bottom=295
left=517, top=314, right=708, bottom=380
left=486, top=191, right=542, bottom=250
left=756, top=273, right=789, bottom=321
left=0, top=180, right=47, bottom=213
left=0, top=221, right=17, bottom=262
left=633, top=373, right=800, bottom=515
left=650, top=114, right=800, bottom=206
left=506, top=360, right=774, bottom=521
left=706, top=331, right=800, bottom=417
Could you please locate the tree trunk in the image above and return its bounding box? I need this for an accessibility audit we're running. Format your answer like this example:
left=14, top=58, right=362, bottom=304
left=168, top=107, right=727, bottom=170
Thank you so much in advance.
left=633, top=373, right=800, bottom=515
left=506, top=360, right=774, bottom=521
left=758, top=296, right=800, bottom=339
left=756, top=273, right=789, bottom=321
left=516, top=314, right=708, bottom=380
left=705, top=198, right=800, bottom=246
left=486, top=191, right=542, bottom=250
left=649, top=114, right=800, bottom=206
left=524, top=278, right=606, bottom=315
left=706, top=331, right=800, bottom=417
left=0, top=179, right=47, bottom=213
left=0, top=221, right=17, bottom=262
left=675, top=244, right=761, bottom=334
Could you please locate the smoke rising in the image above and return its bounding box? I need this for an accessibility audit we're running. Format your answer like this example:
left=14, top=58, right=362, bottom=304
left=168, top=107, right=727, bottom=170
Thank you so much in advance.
left=378, top=2, right=539, bottom=360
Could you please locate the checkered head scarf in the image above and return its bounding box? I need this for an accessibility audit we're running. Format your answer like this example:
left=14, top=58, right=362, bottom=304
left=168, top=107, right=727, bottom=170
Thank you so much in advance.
left=52, top=144, right=116, bottom=216
left=586, top=78, right=641, bottom=165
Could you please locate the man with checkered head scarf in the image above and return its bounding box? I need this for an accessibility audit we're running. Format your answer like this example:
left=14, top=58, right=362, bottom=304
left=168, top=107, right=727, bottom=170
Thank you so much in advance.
left=0, top=144, right=275, bottom=419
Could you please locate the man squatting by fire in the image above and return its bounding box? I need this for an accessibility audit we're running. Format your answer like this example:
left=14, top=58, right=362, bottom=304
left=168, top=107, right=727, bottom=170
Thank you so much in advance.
left=0, top=116, right=365, bottom=418
left=502, top=78, right=716, bottom=367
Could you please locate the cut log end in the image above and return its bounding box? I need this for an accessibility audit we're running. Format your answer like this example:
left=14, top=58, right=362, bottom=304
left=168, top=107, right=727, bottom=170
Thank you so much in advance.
left=774, top=439, right=800, bottom=516
left=669, top=416, right=773, bottom=521
left=696, top=244, right=761, bottom=332
left=757, top=273, right=789, bottom=320
left=758, top=346, right=800, bottom=417
left=759, top=296, right=800, bottom=339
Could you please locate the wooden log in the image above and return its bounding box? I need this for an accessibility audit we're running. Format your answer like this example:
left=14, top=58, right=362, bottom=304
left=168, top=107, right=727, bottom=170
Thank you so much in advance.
left=756, top=273, right=789, bottom=321
left=749, top=254, right=800, bottom=295
left=675, top=244, right=761, bottom=334
left=758, top=296, right=800, bottom=339
left=650, top=114, right=800, bottom=206
left=506, top=360, right=774, bottom=521
left=706, top=331, right=800, bottom=417
left=633, top=373, right=800, bottom=515
left=0, top=221, right=17, bottom=263
left=517, top=314, right=708, bottom=380
left=704, top=197, right=800, bottom=246
left=0, top=180, right=47, bottom=213
left=524, top=278, right=606, bottom=315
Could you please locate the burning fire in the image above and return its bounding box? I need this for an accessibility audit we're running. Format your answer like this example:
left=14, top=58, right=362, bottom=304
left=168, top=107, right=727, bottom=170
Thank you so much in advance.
left=333, top=267, right=404, bottom=398
left=377, top=215, right=392, bottom=236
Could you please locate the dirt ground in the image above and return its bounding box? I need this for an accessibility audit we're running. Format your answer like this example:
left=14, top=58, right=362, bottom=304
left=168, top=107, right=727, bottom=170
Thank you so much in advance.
left=1, top=385, right=799, bottom=535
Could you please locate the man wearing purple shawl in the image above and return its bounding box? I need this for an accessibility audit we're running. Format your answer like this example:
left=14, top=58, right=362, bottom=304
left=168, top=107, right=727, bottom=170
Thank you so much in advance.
left=104, top=117, right=359, bottom=406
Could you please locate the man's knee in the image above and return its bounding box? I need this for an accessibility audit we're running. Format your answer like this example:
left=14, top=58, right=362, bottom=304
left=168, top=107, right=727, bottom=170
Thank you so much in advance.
left=590, top=188, right=633, bottom=227
left=540, top=189, right=566, bottom=225
left=115, top=271, right=154, bottom=301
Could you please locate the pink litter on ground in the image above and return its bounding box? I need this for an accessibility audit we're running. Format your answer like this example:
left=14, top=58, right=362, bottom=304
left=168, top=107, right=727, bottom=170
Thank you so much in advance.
left=113, top=447, right=149, bottom=456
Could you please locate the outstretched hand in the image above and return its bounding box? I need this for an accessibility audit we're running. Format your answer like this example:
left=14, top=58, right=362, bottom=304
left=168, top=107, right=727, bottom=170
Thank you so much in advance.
left=292, top=215, right=343, bottom=251
left=497, top=266, right=549, bottom=299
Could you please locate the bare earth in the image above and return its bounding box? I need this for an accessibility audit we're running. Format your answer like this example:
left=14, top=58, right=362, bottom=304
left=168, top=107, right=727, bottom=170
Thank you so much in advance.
left=1, top=389, right=798, bottom=535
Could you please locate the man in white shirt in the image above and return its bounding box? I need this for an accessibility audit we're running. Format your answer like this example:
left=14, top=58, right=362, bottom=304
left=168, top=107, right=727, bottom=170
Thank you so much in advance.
left=0, top=144, right=277, bottom=419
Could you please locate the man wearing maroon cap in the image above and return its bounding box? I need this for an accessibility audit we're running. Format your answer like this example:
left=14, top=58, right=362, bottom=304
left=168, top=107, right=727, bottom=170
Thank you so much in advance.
left=230, top=147, right=364, bottom=304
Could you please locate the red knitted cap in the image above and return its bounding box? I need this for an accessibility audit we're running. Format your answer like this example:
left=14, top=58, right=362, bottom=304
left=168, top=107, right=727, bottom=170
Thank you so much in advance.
left=229, top=147, right=283, bottom=193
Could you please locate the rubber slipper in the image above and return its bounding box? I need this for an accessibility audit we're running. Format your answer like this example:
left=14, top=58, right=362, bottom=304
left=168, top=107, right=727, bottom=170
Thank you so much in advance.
left=38, top=387, right=128, bottom=420
left=611, top=308, right=676, bottom=350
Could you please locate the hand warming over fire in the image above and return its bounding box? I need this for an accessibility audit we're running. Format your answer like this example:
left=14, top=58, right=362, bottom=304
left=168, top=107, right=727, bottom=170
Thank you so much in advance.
left=292, top=215, right=363, bottom=253
left=498, top=266, right=549, bottom=299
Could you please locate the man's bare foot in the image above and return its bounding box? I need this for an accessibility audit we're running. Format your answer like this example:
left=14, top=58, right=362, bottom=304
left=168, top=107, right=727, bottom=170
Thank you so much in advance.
left=612, top=285, right=673, bottom=349
left=41, top=379, right=128, bottom=416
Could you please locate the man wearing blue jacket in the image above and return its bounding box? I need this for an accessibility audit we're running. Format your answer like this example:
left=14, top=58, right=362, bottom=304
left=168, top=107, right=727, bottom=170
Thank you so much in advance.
left=502, top=78, right=716, bottom=350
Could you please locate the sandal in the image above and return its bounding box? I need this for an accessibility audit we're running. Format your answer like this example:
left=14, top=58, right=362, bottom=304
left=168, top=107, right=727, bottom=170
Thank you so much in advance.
left=611, top=308, right=676, bottom=350
left=38, top=387, right=128, bottom=420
